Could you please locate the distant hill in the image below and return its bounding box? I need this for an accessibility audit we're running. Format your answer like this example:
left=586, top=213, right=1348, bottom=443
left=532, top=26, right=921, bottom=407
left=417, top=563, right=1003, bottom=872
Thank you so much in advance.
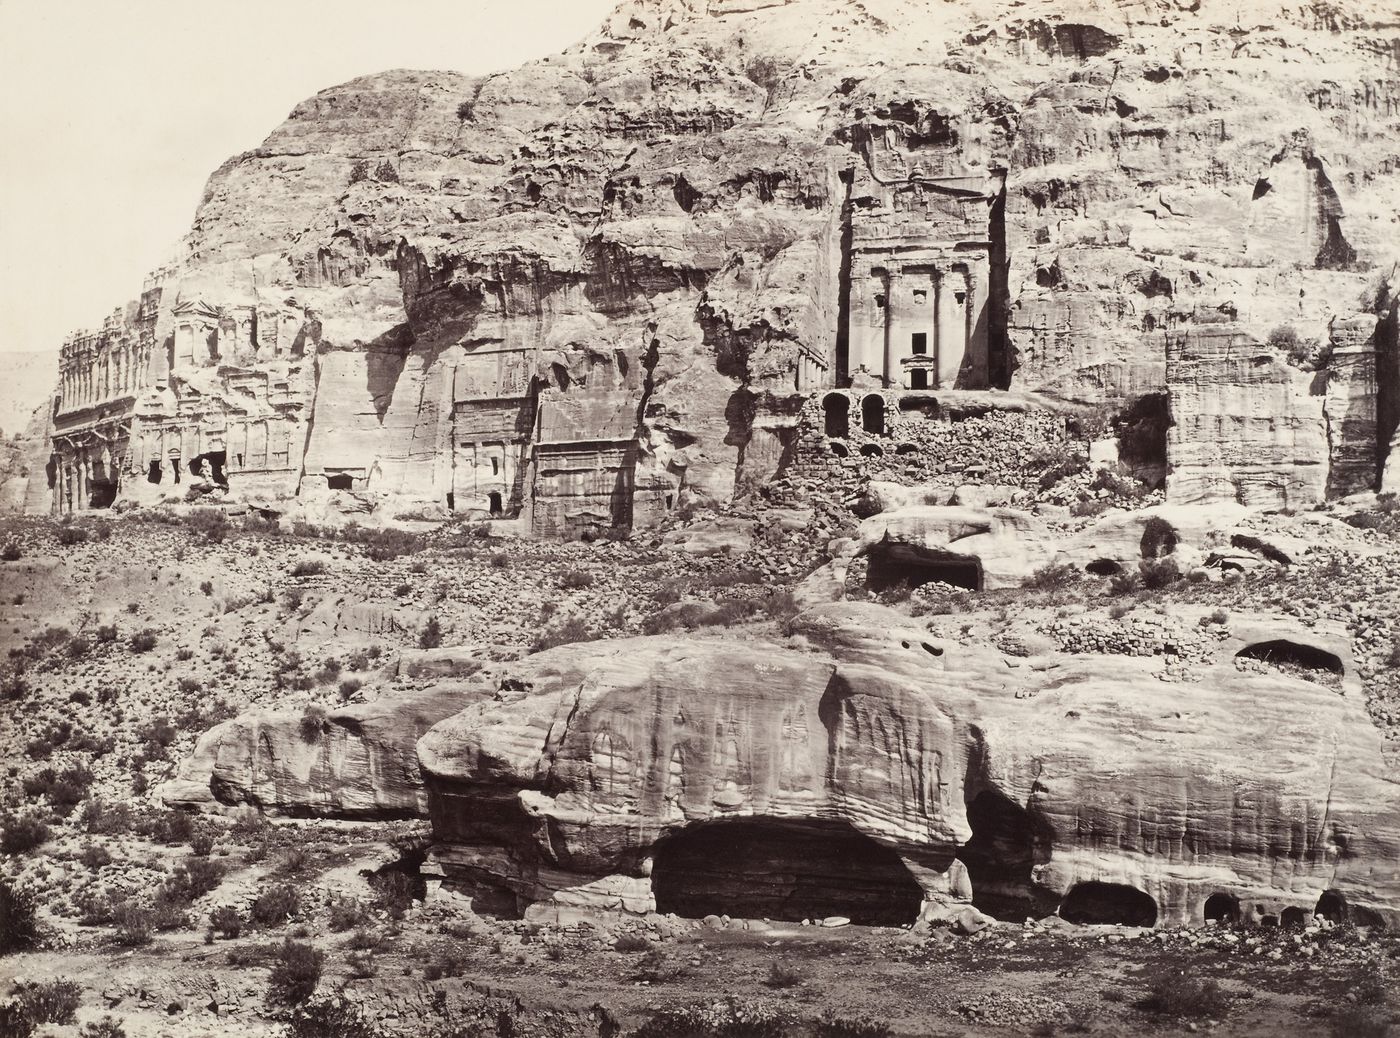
left=0, top=350, right=56, bottom=440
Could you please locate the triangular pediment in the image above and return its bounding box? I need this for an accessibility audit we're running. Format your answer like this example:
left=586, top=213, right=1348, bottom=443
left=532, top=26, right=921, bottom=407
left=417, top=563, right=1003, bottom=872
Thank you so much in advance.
left=171, top=299, right=223, bottom=319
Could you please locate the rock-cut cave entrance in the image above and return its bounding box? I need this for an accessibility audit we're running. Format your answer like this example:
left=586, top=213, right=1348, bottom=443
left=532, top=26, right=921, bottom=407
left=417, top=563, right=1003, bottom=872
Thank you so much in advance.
left=866, top=543, right=983, bottom=593
left=1059, top=882, right=1157, bottom=927
left=1235, top=640, right=1343, bottom=676
left=650, top=818, right=923, bottom=927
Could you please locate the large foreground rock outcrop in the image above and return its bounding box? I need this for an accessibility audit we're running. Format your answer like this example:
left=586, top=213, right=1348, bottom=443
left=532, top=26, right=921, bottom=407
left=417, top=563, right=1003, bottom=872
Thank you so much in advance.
left=409, top=606, right=1400, bottom=928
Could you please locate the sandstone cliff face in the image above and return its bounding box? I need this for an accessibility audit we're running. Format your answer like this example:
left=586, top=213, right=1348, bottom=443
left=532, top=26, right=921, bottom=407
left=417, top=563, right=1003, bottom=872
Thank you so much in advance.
left=32, top=0, right=1400, bottom=523
left=407, top=609, right=1400, bottom=928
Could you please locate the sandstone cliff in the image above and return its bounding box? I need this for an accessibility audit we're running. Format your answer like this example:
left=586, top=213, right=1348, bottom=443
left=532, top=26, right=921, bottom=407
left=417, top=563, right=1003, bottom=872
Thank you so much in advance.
left=31, top=0, right=1400, bottom=524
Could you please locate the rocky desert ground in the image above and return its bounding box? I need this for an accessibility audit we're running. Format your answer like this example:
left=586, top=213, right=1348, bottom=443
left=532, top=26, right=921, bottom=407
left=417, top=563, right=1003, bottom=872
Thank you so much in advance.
left=5, top=0, right=1400, bottom=1035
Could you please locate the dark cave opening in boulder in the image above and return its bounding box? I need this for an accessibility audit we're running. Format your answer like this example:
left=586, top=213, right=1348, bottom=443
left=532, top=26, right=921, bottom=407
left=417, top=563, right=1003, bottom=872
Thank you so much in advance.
left=1203, top=892, right=1239, bottom=924
left=956, top=789, right=1055, bottom=921
left=1280, top=906, right=1307, bottom=929
left=1315, top=890, right=1347, bottom=923
left=866, top=543, right=982, bottom=593
left=650, top=818, right=923, bottom=926
left=1059, top=881, right=1157, bottom=927
left=1085, top=558, right=1123, bottom=576
left=1235, top=640, right=1343, bottom=676
left=326, top=472, right=354, bottom=491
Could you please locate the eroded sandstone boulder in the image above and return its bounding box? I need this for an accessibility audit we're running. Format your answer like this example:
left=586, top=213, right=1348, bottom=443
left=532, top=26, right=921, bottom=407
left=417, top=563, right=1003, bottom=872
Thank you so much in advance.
left=413, top=607, right=1400, bottom=928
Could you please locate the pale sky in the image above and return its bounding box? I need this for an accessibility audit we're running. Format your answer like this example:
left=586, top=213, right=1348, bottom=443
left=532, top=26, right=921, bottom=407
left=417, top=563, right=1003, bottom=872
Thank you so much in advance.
left=0, top=0, right=616, bottom=355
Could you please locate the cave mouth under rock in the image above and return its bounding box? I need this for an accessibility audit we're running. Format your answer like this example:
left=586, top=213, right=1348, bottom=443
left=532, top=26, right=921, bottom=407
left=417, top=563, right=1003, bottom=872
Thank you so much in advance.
left=1204, top=892, right=1240, bottom=924
left=956, top=789, right=1056, bottom=921
left=1059, top=881, right=1157, bottom=927
left=1235, top=639, right=1343, bottom=675
left=866, top=543, right=983, bottom=593
left=650, top=818, right=923, bottom=927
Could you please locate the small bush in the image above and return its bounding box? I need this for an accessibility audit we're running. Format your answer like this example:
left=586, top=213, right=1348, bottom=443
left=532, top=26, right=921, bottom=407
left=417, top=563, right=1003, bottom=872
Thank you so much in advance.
left=614, top=933, right=651, bottom=953
left=0, top=540, right=20, bottom=561
left=327, top=897, right=370, bottom=933
left=1023, top=562, right=1078, bottom=592
left=0, top=880, right=41, bottom=954
left=418, top=616, right=443, bottom=649
left=1139, top=557, right=1181, bottom=590
left=1137, top=974, right=1229, bottom=1018
left=338, top=678, right=363, bottom=702
left=299, top=706, right=327, bottom=743
left=128, top=629, right=158, bottom=653
left=10, top=980, right=81, bottom=1025
left=111, top=904, right=153, bottom=947
left=530, top=617, right=594, bottom=653
left=56, top=525, right=89, bottom=546
left=267, top=940, right=325, bottom=1006
left=560, top=568, right=595, bottom=590
left=79, top=1017, right=127, bottom=1038
left=764, top=959, right=805, bottom=988
left=250, top=883, right=300, bottom=928
left=1, top=813, right=51, bottom=856
left=209, top=905, right=242, bottom=939
left=80, top=843, right=113, bottom=870
left=290, top=559, right=327, bottom=578
left=421, top=945, right=469, bottom=981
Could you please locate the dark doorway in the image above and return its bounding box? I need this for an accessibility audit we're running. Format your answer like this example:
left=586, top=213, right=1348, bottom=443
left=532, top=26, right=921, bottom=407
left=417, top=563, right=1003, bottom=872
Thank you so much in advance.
left=910, top=369, right=929, bottom=390
left=1203, top=893, right=1239, bottom=924
left=326, top=472, right=354, bottom=490
left=171, top=459, right=182, bottom=484
left=823, top=393, right=849, bottom=439
left=1060, top=882, right=1157, bottom=927
left=866, top=543, right=982, bottom=593
left=957, top=789, right=1054, bottom=921
left=911, top=332, right=928, bottom=355
left=88, top=480, right=118, bottom=509
left=861, top=395, right=885, bottom=435
left=1315, top=890, right=1347, bottom=923
left=1236, top=640, right=1344, bottom=675
left=147, top=461, right=162, bottom=485
left=651, top=819, right=923, bottom=927
left=488, top=491, right=503, bottom=516
left=446, top=492, right=455, bottom=511
left=1280, top=906, right=1307, bottom=929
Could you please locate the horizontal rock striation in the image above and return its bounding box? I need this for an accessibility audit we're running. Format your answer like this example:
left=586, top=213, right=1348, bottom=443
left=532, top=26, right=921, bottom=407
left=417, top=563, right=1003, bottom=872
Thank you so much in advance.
left=413, top=608, right=1400, bottom=928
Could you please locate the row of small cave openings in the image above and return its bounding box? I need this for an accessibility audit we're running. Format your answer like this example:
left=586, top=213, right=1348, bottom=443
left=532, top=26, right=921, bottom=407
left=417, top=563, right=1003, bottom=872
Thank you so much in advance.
left=634, top=814, right=1380, bottom=931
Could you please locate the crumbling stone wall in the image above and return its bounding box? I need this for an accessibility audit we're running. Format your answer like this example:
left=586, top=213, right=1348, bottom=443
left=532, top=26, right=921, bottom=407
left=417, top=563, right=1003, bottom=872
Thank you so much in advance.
left=784, top=390, right=1077, bottom=500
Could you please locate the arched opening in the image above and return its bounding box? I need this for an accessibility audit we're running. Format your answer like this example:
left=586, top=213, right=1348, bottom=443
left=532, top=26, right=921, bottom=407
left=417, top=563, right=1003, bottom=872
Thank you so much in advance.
left=829, top=442, right=849, bottom=458
left=861, top=395, right=885, bottom=436
left=651, top=818, right=923, bottom=927
left=1203, top=893, right=1239, bottom=925
left=1059, top=882, right=1157, bottom=927
left=859, top=443, right=884, bottom=458
left=326, top=472, right=354, bottom=491
left=488, top=492, right=503, bottom=516
left=866, top=543, right=982, bottom=593
left=1315, top=890, right=1347, bottom=923
left=1235, top=640, right=1344, bottom=676
left=1280, top=907, right=1307, bottom=929
left=823, top=394, right=849, bottom=439
left=1085, top=559, right=1123, bottom=576
left=956, top=789, right=1055, bottom=921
